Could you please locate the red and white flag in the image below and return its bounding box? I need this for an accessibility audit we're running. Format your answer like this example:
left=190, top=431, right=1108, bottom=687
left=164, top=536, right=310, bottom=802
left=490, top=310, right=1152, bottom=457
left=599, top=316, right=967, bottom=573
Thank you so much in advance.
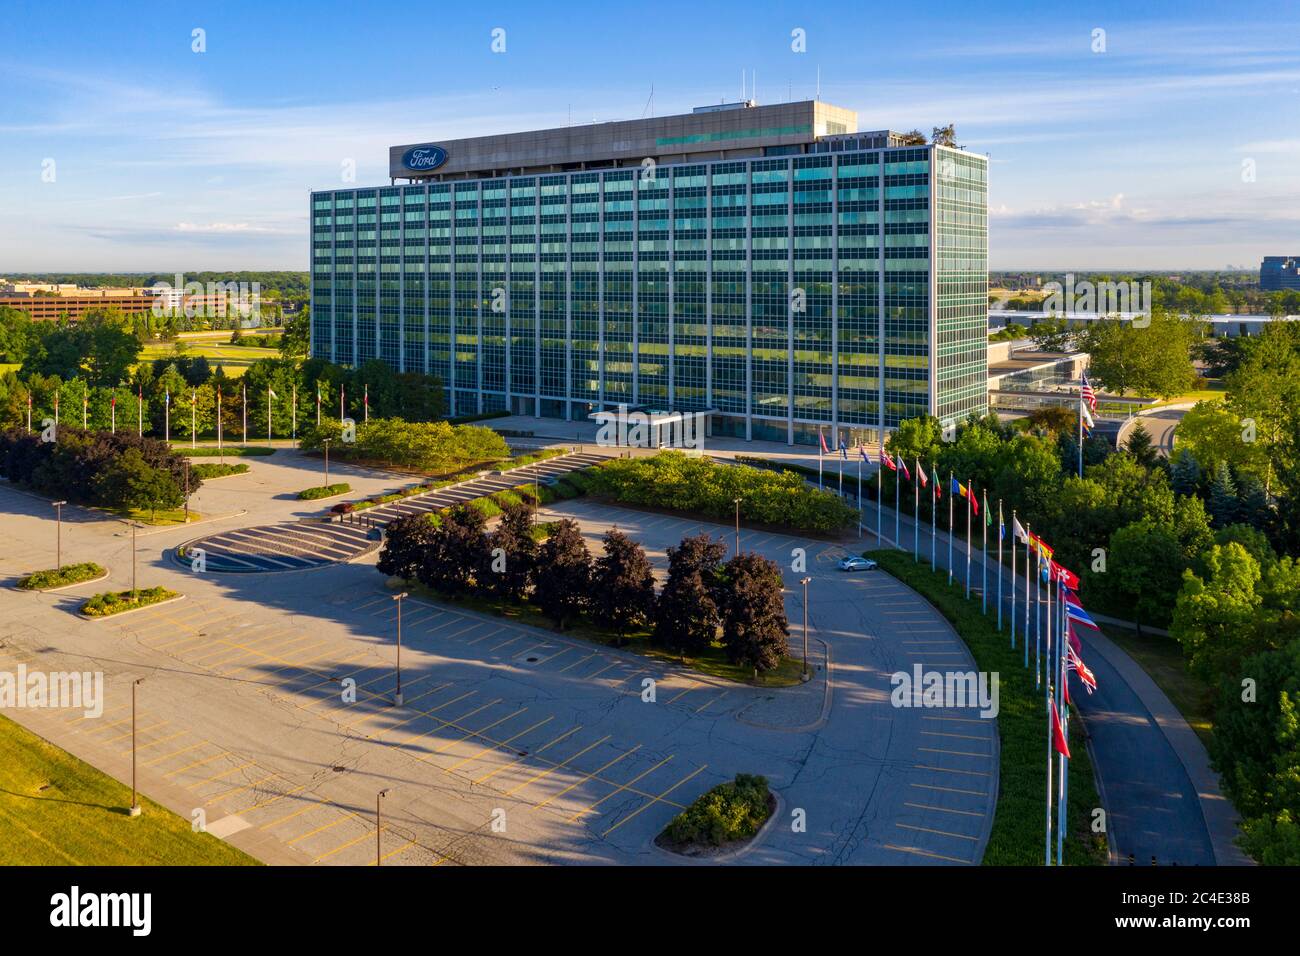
left=879, top=447, right=897, bottom=471
left=1050, top=694, right=1070, bottom=758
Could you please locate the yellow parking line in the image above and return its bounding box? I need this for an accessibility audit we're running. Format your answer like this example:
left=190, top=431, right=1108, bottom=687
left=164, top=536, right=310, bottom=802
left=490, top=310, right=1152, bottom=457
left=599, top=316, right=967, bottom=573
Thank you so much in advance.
left=883, top=844, right=971, bottom=864
left=600, top=764, right=705, bottom=837
left=489, top=633, right=526, bottom=652
left=90, top=713, right=146, bottom=733
left=341, top=682, right=453, bottom=730
left=903, top=802, right=984, bottom=818
left=914, top=764, right=990, bottom=777
left=897, top=822, right=978, bottom=841
left=568, top=755, right=673, bottom=822
left=121, top=730, right=187, bottom=756
left=539, top=745, right=643, bottom=811
left=534, top=646, right=573, bottom=665
left=921, top=715, right=989, bottom=724
left=557, top=652, right=598, bottom=674
left=258, top=800, right=325, bottom=831
left=103, top=720, right=167, bottom=744
left=474, top=726, right=582, bottom=785
left=194, top=760, right=254, bottom=786
left=392, top=698, right=500, bottom=749
left=374, top=838, right=421, bottom=865
left=696, top=691, right=729, bottom=714
left=464, top=627, right=507, bottom=646
left=414, top=708, right=529, bottom=764
left=313, top=827, right=376, bottom=864
left=504, top=736, right=611, bottom=797
left=586, top=661, right=622, bottom=681
left=369, top=691, right=478, bottom=741
left=921, top=730, right=993, bottom=741
left=665, top=683, right=698, bottom=704
left=241, top=781, right=315, bottom=814
left=444, top=716, right=553, bottom=773
left=143, top=741, right=206, bottom=768
left=220, top=639, right=330, bottom=678
left=919, top=747, right=990, bottom=759
left=910, top=782, right=986, bottom=797
left=163, top=751, right=229, bottom=779
left=287, top=814, right=349, bottom=846
left=203, top=772, right=281, bottom=807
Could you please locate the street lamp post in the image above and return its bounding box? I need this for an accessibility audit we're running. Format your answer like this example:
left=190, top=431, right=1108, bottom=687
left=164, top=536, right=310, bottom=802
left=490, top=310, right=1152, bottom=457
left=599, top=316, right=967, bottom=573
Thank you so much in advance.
left=129, top=677, right=145, bottom=816
left=127, top=520, right=139, bottom=594
left=390, top=595, right=405, bottom=707
left=322, top=438, right=332, bottom=488
left=183, top=463, right=190, bottom=524
left=733, top=498, right=742, bottom=556
left=52, top=500, right=67, bottom=571
left=801, top=576, right=812, bottom=680
left=376, top=788, right=390, bottom=865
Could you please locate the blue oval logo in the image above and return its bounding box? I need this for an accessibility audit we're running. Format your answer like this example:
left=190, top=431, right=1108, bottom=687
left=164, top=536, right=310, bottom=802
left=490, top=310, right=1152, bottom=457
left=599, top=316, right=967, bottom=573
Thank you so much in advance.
left=401, top=145, right=447, bottom=172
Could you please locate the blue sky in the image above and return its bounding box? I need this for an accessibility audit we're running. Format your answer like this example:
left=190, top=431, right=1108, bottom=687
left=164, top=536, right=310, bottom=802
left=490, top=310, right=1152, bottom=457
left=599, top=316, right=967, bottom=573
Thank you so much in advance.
left=2, top=0, right=1297, bottom=272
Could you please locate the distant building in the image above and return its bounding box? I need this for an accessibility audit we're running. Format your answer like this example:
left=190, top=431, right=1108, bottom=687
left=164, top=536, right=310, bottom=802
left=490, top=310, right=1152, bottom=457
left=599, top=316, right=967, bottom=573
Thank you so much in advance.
left=1260, top=256, right=1300, bottom=291
left=0, top=289, right=229, bottom=322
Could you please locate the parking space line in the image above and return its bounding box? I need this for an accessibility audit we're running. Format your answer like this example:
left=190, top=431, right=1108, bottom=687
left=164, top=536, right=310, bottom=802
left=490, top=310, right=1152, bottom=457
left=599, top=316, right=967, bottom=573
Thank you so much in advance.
left=464, top=627, right=507, bottom=646
left=562, top=750, right=666, bottom=820
left=162, top=751, right=229, bottom=779
left=914, top=764, right=990, bottom=777
left=103, top=720, right=167, bottom=744
left=910, top=782, right=986, bottom=797
left=313, top=827, right=377, bottom=864
left=556, top=652, right=598, bottom=674
left=121, top=730, right=187, bottom=756
left=897, top=822, right=978, bottom=841
left=883, top=844, right=971, bottom=864
left=287, top=814, right=349, bottom=846
left=444, top=716, right=553, bottom=773
left=695, top=691, right=729, bottom=714
left=599, top=764, right=705, bottom=837
left=903, top=802, right=983, bottom=818
left=203, top=771, right=282, bottom=807
left=257, top=800, right=325, bottom=831
left=368, top=691, right=478, bottom=740
left=665, top=683, right=698, bottom=704
left=503, top=736, right=612, bottom=797
left=341, top=682, right=454, bottom=730
left=374, top=838, right=421, bottom=865
left=414, top=707, right=529, bottom=764
left=143, top=741, right=206, bottom=767
left=194, top=760, right=254, bottom=786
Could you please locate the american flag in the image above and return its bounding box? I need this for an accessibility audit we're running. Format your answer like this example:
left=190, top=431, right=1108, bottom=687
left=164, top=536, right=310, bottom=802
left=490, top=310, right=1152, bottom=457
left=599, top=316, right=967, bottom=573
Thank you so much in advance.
left=1080, top=371, right=1097, bottom=412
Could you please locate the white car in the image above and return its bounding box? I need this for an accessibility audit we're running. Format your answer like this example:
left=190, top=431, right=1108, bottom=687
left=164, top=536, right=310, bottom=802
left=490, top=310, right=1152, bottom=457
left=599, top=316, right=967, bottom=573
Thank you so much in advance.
left=838, top=556, right=878, bottom=572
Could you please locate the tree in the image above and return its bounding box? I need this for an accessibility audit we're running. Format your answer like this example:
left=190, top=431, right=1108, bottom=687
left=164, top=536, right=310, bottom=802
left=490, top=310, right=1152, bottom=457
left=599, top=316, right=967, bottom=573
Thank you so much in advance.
left=1025, top=404, right=1076, bottom=436
left=377, top=513, right=439, bottom=580
left=1123, top=421, right=1160, bottom=469
left=1171, top=542, right=1265, bottom=681
left=1170, top=450, right=1202, bottom=496
left=1225, top=322, right=1300, bottom=491
left=931, top=124, right=956, bottom=147
left=1078, top=310, right=1200, bottom=399
left=279, top=304, right=311, bottom=358
left=652, top=534, right=727, bottom=655
left=1028, top=315, right=1077, bottom=353
left=898, top=129, right=927, bottom=146
left=417, top=504, right=487, bottom=597
left=718, top=552, right=789, bottom=675
left=589, top=529, right=657, bottom=643
left=532, top=519, right=591, bottom=628
left=1099, top=519, right=1184, bottom=633
left=94, top=447, right=181, bottom=520
left=1207, top=461, right=1240, bottom=528
left=1172, top=402, right=1266, bottom=482
left=483, top=502, right=536, bottom=602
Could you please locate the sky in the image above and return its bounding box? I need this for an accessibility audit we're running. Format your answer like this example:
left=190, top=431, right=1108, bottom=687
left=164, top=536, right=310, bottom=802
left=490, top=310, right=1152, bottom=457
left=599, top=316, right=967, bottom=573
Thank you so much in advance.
left=1, top=0, right=1298, bottom=273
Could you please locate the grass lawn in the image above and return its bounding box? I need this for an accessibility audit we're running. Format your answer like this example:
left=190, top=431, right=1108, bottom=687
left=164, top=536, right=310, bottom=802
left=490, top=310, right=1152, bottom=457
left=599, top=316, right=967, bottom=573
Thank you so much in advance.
left=110, top=506, right=202, bottom=526
left=179, top=444, right=276, bottom=457
left=138, top=338, right=278, bottom=377
left=867, top=549, right=1109, bottom=865
left=0, top=714, right=258, bottom=865
left=1147, top=381, right=1228, bottom=410
left=1099, top=624, right=1214, bottom=747
left=403, top=583, right=806, bottom=688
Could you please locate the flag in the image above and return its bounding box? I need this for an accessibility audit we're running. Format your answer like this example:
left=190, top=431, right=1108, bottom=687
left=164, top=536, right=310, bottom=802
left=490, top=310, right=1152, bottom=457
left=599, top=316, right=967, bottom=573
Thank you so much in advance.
left=999, top=515, right=1006, bottom=540
left=858, top=444, right=869, bottom=462
left=819, top=431, right=830, bottom=454
left=896, top=455, right=911, bottom=480
left=1050, top=561, right=1080, bottom=590
left=268, top=388, right=278, bottom=400
left=931, top=467, right=941, bottom=498
left=1064, top=592, right=1098, bottom=629
left=1027, top=531, right=1054, bottom=561
left=1081, top=403, right=1095, bottom=434
left=951, top=476, right=961, bottom=496
left=1012, top=516, right=1028, bottom=543
left=967, top=482, right=980, bottom=517
left=165, top=390, right=170, bottom=406
left=1050, top=694, right=1071, bottom=757
left=1081, top=371, right=1097, bottom=412
left=839, top=439, right=848, bottom=460
left=880, top=448, right=897, bottom=471
left=917, top=461, right=928, bottom=488
left=1067, top=643, right=1098, bottom=695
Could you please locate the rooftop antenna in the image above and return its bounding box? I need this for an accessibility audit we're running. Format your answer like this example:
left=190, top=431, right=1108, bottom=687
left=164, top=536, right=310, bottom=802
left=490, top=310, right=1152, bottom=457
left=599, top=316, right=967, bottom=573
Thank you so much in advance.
left=816, top=65, right=821, bottom=100
left=642, top=82, right=654, bottom=119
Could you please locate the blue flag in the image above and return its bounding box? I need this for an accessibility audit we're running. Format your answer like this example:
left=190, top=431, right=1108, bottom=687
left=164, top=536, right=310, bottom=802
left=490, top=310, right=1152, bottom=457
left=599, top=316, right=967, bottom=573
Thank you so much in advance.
left=839, top=439, right=847, bottom=460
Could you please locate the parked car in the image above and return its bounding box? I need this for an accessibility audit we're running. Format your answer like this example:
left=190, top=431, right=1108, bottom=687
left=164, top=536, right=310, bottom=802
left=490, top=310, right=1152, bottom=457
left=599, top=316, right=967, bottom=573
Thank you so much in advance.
left=837, top=556, right=878, bottom=572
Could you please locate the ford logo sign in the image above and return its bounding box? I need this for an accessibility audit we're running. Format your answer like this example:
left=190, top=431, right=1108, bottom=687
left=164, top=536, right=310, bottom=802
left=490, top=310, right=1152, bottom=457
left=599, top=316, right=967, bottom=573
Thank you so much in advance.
left=401, top=145, right=447, bottom=172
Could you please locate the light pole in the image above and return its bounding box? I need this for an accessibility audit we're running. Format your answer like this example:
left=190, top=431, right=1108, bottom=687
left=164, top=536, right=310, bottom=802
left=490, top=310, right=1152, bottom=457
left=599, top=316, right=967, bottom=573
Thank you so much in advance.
left=123, top=519, right=140, bottom=594
left=392, top=592, right=407, bottom=705
left=52, top=500, right=67, bottom=571
left=733, top=498, right=742, bottom=556
left=129, top=677, right=145, bottom=817
left=322, top=438, right=332, bottom=488
left=801, top=576, right=812, bottom=680
left=183, top=463, right=190, bottom=524
left=376, top=788, right=390, bottom=865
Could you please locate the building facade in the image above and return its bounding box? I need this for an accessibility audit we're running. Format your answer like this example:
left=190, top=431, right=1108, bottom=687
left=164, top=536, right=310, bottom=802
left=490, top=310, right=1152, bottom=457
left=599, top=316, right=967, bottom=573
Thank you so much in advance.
left=310, top=101, right=988, bottom=445
left=1260, top=256, right=1300, bottom=291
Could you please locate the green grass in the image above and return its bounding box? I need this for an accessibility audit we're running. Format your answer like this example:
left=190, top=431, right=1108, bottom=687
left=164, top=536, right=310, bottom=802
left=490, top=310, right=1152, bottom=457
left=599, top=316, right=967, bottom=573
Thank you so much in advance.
left=298, top=483, right=350, bottom=500
left=179, top=445, right=276, bottom=457
left=0, top=714, right=258, bottom=865
left=109, top=506, right=200, bottom=526
left=16, top=563, right=105, bottom=591
left=1099, top=624, right=1214, bottom=748
left=80, top=587, right=180, bottom=618
left=867, top=549, right=1108, bottom=866
left=138, top=339, right=278, bottom=377
left=658, top=774, right=774, bottom=852
left=190, top=462, right=249, bottom=480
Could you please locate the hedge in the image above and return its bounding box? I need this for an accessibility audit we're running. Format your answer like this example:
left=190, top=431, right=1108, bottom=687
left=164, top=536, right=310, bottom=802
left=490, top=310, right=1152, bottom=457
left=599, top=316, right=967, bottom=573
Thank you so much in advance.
left=589, top=453, right=856, bottom=533
left=659, top=774, right=773, bottom=850
left=80, top=587, right=179, bottom=618
left=190, top=463, right=249, bottom=480
left=17, top=562, right=105, bottom=591
left=298, top=483, right=351, bottom=500
left=181, top=445, right=275, bottom=457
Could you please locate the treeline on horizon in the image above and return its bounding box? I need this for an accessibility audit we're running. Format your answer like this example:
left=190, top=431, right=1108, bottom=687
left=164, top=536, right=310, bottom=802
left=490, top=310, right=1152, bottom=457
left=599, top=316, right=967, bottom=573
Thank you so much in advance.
left=991, top=272, right=1300, bottom=315
left=8, top=272, right=310, bottom=299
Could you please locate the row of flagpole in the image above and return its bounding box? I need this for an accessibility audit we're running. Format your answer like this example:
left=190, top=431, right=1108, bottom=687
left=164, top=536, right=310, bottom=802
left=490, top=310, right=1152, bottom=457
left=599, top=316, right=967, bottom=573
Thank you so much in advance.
left=21, top=379, right=380, bottom=444
left=818, top=412, right=1101, bottom=866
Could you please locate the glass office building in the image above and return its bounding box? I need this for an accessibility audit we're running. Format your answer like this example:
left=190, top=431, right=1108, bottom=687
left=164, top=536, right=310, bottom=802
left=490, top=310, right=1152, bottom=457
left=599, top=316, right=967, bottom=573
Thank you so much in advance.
left=310, top=101, right=988, bottom=446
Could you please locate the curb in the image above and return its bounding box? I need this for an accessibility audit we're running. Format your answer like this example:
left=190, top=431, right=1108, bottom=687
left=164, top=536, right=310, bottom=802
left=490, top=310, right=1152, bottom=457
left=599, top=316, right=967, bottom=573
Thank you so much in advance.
left=648, top=791, right=784, bottom=865
left=78, top=593, right=186, bottom=621
left=13, top=569, right=111, bottom=593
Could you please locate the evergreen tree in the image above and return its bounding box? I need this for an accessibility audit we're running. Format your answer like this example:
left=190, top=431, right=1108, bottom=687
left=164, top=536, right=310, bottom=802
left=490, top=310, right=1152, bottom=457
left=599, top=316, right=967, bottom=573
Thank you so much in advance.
left=532, top=519, right=591, bottom=628
left=1171, top=451, right=1202, bottom=496
left=1207, top=461, right=1240, bottom=528
left=590, top=529, right=657, bottom=643
left=1236, top=472, right=1271, bottom=531
left=718, top=552, right=789, bottom=675
left=1124, top=421, right=1161, bottom=469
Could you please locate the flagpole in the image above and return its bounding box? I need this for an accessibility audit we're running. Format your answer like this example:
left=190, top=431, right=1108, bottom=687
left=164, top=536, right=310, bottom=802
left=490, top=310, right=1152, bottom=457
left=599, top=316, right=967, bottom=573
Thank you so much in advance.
left=292, top=384, right=298, bottom=444
left=165, top=394, right=170, bottom=443
left=818, top=430, right=824, bottom=489
left=1047, top=549, right=1054, bottom=707
left=191, top=390, right=196, bottom=448
left=856, top=454, right=862, bottom=538
left=136, top=388, right=142, bottom=436
left=981, top=491, right=988, bottom=613
left=913, top=458, right=920, bottom=563
left=930, top=470, right=937, bottom=572
left=894, top=459, right=900, bottom=549
left=947, top=471, right=954, bottom=587
left=217, top=387, right=224, bottom=465
left=997, top=499, right=1003, bottom=630
left=1024, top=522, right=1031, bottom=668
left=1078, top=386, right=1084, bottom=479
left=964, top=482, right=972, bottom=599
left=268, top=389, right=273, bottom=444
left=110, top=395, right=115, bottom=434
left=1046, top=686, right=1055, bottom=866
left=1034, top=529, right=1042, bottom=684
left=1009, top=511, right=1017, bottom=648
left=242, top=384, right=247, bottom=445
left=838, top=442, right=844, bottom=496
left=877, top=458, right=883, bottom=547
left=1057, top=574, right=1069, bottom=865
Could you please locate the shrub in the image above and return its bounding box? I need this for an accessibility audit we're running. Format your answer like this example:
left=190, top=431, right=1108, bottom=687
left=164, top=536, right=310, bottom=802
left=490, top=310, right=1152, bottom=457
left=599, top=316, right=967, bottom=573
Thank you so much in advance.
left=468, top=496, right=502, bottom=518
left=182, top=445, right=275, bottom=458
left=81, top=587, right=178, bottom=617
left=661, top=774, right=772, bottom=849
left=17, top=562, right=105, bottom=590
left=298, top=417, right=508, bottom=471
left=330, top=501, right=355, bottom=514
left=299, top=483, right=351, bottom=500
left=492, top=490, right=524, bottom=509
left=190, top=463, right=249, bottom=480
